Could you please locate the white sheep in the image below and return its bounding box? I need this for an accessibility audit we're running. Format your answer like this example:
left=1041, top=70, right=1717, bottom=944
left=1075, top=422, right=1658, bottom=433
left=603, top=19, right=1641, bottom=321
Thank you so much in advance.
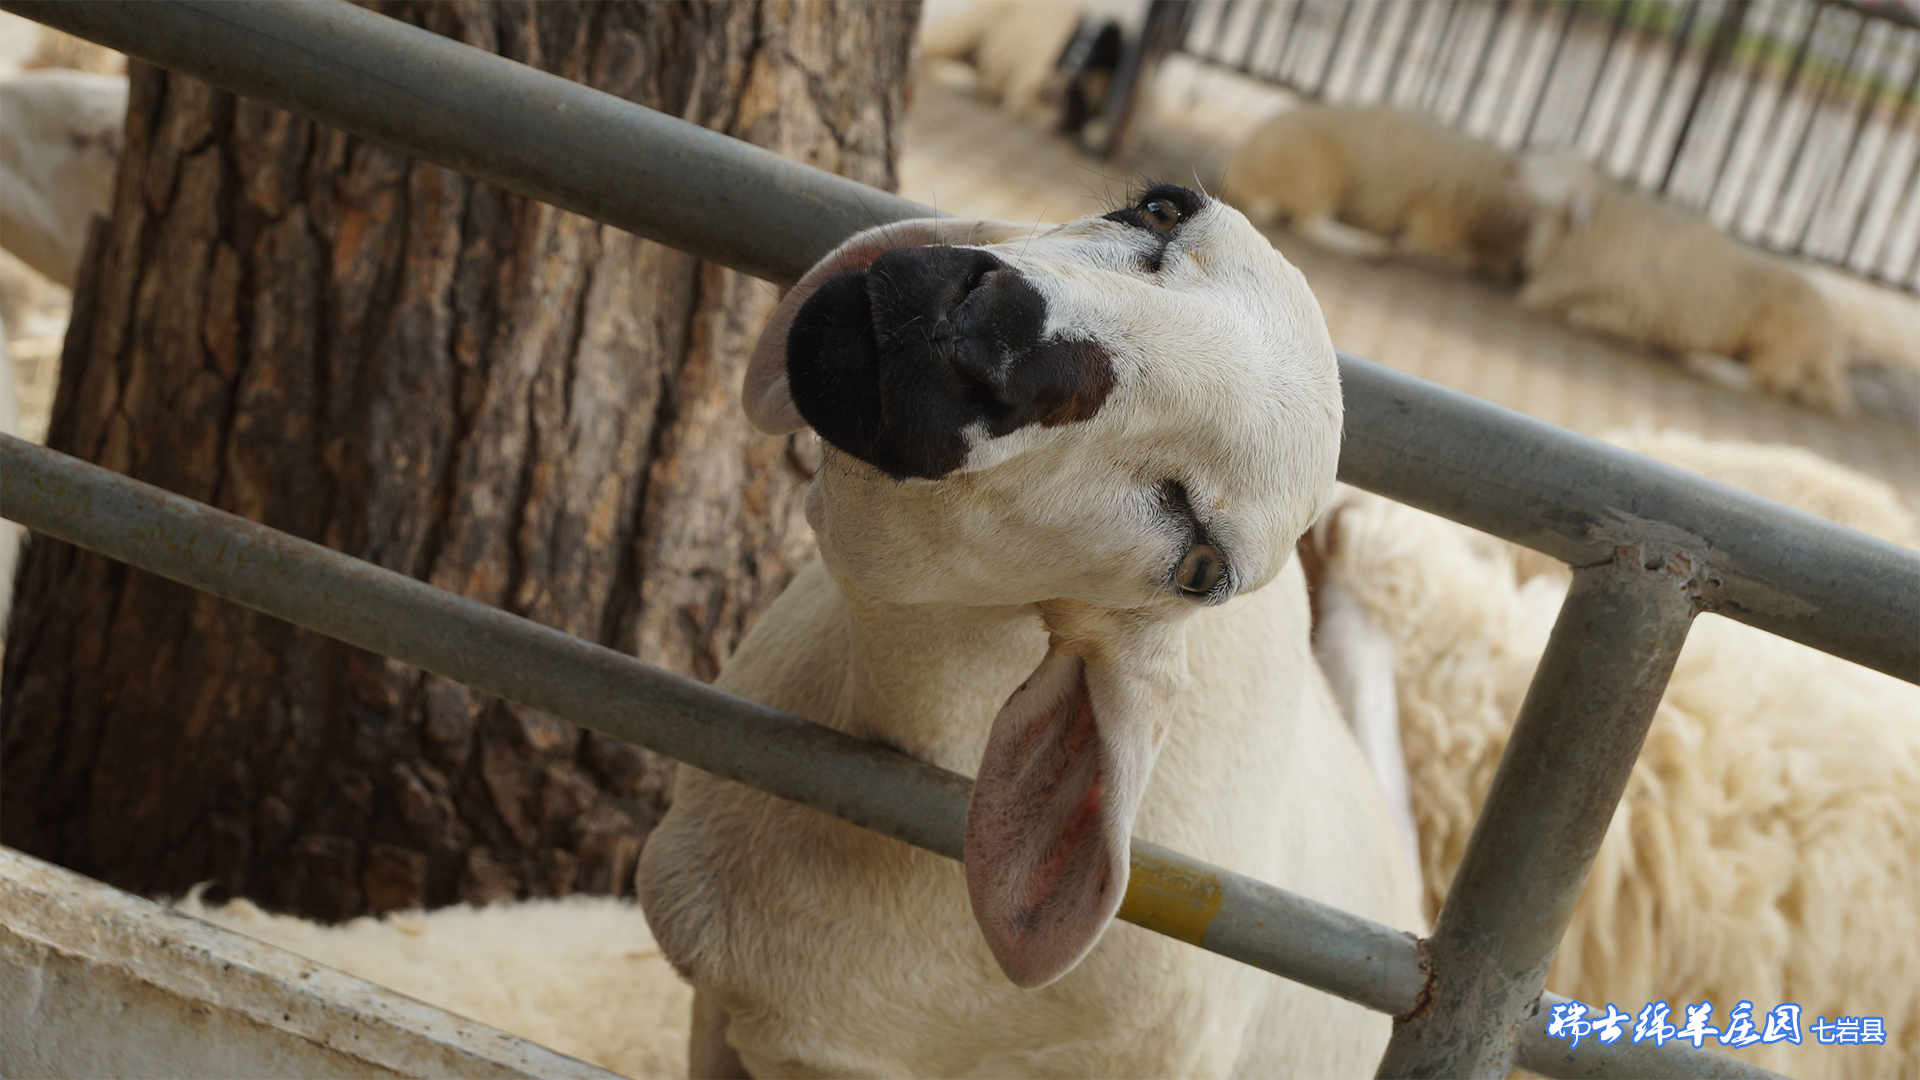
left=1515, top=152, right=1851, bottom=414
left=1222, top=104, right=1534, bottom=283
left=920, top=1, right=1090, bottom=125
left=182, top=190, right=1420, bottom=1078
left=1, top=321, right=19, bottom=637
left=1312, top=432, right=1920, bottom=1079
left=178, top=891, right=691, bottom=1078
left=638, top=189, right=1420, bottom=1077
left=0, top=68, right=127, bottom=288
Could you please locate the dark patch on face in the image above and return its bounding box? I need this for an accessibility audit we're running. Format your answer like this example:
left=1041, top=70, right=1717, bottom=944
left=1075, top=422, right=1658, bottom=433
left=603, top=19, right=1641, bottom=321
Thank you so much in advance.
left=786, top=245, right=1115, bottom=480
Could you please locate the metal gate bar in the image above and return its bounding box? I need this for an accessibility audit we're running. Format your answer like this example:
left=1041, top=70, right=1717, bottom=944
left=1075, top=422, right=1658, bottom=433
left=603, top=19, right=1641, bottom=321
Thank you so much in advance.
left=0, top=433, right=1771, bottom=1080
left=4, top=3, right=1915, bottom=1077
left=1378, top=557, right=1697, bottom=1074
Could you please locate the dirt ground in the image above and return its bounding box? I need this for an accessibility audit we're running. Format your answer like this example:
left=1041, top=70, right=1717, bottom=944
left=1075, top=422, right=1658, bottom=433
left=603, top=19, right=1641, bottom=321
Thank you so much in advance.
left=896, top=73, right=1920, bottom=516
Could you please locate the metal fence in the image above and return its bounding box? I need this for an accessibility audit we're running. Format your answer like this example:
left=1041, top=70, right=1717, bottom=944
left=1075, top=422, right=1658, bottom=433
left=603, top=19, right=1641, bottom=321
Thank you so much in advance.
left=1156, top=0, right=1920, bottom=290
left=2, top=2, right=1916, bottom=1078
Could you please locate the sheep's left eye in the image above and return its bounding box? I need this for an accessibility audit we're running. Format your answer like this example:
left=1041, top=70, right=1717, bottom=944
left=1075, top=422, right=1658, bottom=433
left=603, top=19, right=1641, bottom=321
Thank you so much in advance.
left=1177, top=544, right=1223, bottom=596
left=1143, top=199, right=1182, bottom=232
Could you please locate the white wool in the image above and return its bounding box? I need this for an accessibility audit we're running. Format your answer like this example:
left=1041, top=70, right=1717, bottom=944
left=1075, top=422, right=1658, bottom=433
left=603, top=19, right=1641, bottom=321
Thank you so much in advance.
left=0, top=69, right=127, bottom=287
left=176, top=892, right=691, bottom=1080
left=1324, top=483, right=1920, bottom=1078
left=920, top=1, right=1087, bottom=123
left=1223, top=104, right=1532, bottom=282
left=1516, top=152, right=1849, bottom=413
left=1, top=322, right=19, bottom=638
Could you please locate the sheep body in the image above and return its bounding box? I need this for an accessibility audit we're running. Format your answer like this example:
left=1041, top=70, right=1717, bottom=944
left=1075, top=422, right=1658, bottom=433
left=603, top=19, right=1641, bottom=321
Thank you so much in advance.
left=1, top=325, right=17, bottom=635
left=178, top=892, right=692, bottom=1080
left=1222, top=104, right=1532, bottom=282
left=1319, top=439, right=1920, bottom=1078
left=163, top=197, right=1420, bottom=1080
left=920, top=1, right=1086, bottom=124
left=642, top=557, right=1417, bottom=1078
left=1516, top=154, right=1849, bottom=413
left=0, top=69, right=127, bottom=287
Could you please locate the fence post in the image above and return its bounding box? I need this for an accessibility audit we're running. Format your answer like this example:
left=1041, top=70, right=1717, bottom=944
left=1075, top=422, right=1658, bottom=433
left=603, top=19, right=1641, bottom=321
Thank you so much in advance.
left=1375, top=551, right=1698, bottom=1078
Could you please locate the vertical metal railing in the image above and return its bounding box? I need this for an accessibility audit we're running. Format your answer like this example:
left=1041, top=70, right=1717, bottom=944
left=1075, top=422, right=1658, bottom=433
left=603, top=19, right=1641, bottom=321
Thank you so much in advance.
left=1152, top=0, right=1920, bottom=290
left=3, top=5, right=1916, bottom=1080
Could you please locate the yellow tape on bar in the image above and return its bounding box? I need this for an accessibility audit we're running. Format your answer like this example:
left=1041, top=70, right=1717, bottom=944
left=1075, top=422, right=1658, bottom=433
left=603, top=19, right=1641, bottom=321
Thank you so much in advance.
left=1119, top=850, right=1224, bottom=946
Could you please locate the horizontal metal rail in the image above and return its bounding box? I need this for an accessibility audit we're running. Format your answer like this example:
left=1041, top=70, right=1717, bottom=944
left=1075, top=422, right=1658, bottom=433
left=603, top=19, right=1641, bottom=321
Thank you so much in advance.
left=6, top=0, right=1913, bottom=686
left=0, top=0, right=921, bottom=289
left=3, top=3, right=1907, bottom=1077
left=0, top=432, right=1776, bottom=1080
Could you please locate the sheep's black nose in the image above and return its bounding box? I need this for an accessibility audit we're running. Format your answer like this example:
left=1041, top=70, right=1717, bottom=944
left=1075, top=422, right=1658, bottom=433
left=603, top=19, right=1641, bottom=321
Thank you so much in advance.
left=786, top=245, right=1112, bottom=481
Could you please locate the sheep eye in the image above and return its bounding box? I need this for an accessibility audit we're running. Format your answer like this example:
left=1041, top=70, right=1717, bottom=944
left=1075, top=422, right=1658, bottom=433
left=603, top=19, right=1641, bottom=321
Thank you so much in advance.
left=1177, top=544, right=1223, bottom=596
left=1142, top=198, right=1182, bottom=232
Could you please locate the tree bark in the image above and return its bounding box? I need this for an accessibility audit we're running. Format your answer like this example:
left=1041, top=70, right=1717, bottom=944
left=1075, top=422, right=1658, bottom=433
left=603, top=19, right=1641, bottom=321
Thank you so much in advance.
left=2, top=0, right=919, bottom=921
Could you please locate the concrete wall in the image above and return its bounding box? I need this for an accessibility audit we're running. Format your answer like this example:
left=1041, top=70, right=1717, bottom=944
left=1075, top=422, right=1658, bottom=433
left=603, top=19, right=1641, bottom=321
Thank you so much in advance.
left=0, top=846, right=622, bottom=1079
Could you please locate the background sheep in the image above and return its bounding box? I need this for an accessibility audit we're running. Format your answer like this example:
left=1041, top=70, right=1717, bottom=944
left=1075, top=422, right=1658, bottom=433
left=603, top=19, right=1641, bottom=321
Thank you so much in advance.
left=1222, top=104, right=1533, bottom=283
left=1515, top=152, right=1850, bottom=414
left=0, top=68, right=127, bottom=288
left=1, top=325, right=18, bottom=637
left=920, top=1, right=1090, bottom=125
left=178, top=891, right=690, bottom=1079
left=1315, top=434, right=1919, bottom=1078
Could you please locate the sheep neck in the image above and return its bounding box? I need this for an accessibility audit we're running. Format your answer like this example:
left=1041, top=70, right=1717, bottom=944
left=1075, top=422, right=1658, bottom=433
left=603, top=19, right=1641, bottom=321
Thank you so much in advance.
left=832, top=580, right=1050, bottom=778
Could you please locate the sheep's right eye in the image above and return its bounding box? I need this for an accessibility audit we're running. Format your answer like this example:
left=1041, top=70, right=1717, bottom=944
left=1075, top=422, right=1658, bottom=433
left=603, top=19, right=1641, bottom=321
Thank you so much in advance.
left=1142, top=199, right=1181, bottom=232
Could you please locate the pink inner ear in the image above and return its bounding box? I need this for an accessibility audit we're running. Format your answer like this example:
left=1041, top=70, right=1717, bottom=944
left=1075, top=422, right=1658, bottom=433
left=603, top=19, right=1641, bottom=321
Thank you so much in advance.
left=965, top=646, right=1153, bottom=989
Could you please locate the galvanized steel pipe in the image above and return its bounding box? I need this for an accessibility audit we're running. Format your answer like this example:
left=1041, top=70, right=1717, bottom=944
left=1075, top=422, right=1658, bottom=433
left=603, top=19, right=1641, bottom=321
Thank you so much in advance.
left=0, top=0, right=923, bottom=289
left=1377, top=555, right=1699, bottom=1077
left=0, top=432, right=1421, bottom=1014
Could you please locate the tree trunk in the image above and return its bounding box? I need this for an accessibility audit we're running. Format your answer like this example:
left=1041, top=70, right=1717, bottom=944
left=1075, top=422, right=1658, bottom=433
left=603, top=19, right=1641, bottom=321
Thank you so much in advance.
left=1, top=0, right=919, bottom=921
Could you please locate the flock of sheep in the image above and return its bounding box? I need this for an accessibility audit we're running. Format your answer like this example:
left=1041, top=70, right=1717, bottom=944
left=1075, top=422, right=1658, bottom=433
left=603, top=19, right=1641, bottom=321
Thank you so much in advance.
left=930, top=0, right=1920, bottom=419
left=4, top=8, right=1919, bottom=1079
left=1224, top=104, right=1859, bottom=413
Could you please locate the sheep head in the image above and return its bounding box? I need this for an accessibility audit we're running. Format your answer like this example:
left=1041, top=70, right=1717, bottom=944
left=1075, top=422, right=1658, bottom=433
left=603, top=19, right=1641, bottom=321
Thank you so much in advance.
left=744, top=186, right=1343, bottom=988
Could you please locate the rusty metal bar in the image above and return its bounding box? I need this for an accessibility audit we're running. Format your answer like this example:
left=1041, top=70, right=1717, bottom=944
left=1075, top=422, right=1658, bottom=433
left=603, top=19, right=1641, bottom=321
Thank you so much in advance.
left=0, top=431, right=1421, bottom=1016
left=1376, top=555, right=1700, bottom=1077
left=0, top=429, right=1782, bottom=1080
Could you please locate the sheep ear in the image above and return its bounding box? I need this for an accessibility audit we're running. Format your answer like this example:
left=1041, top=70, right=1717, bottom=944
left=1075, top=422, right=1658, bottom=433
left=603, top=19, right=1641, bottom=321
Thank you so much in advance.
left=964, top=614, right=1185, bottom=988
left=744, top=217, right=1040, bottom=434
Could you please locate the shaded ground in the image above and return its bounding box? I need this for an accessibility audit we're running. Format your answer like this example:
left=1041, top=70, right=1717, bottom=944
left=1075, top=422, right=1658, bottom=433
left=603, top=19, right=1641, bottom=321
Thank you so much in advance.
left=896, top=79, right=1920, bottom=511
